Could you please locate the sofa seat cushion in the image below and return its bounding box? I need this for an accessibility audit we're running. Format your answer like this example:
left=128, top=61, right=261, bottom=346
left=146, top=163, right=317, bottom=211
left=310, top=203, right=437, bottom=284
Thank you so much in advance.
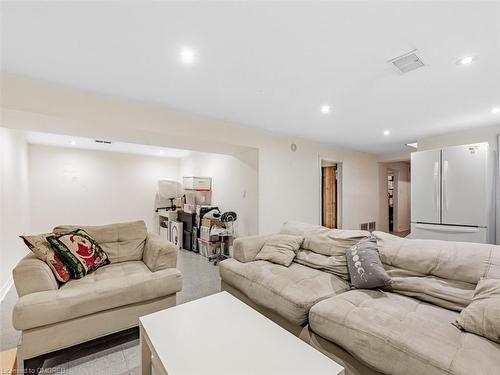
left=13, top=261, right=182, bottom=330
left=309, top=289, right=500, bottom=375
left=219, top=258, right=350, bottom=325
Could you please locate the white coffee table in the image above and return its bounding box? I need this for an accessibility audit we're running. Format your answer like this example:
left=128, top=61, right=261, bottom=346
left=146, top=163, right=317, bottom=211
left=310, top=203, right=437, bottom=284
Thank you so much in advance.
left=139, top=291, right=344, bottom=375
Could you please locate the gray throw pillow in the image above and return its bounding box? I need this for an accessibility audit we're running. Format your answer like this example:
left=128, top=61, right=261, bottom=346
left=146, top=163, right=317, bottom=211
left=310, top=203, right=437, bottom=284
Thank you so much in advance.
left=347, top=237, right=391, bottom=289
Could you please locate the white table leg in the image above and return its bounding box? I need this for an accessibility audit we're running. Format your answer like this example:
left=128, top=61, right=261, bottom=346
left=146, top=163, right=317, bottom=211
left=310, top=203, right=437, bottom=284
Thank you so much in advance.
left=140, top=325, right=152, bottom=375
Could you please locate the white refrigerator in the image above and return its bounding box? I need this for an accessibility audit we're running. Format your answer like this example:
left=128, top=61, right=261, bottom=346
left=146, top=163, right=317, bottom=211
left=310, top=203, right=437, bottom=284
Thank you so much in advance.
left=410, top=142, right=496, bottom=244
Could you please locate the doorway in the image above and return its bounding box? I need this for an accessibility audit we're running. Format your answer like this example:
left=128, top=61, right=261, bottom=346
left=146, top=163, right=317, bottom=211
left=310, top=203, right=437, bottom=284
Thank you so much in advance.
left=320, top=160, right=341, bottom=228
left=387, top=170, right=395, bottom=232
left=380, top=161, right=411, bottom=236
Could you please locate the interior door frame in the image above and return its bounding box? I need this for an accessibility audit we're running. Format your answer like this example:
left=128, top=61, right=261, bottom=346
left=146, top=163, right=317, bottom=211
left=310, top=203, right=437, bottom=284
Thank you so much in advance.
left=318, top=157, right=343, bottom=229
left=497, top=134, right=499, bottom=244
left=387, top=169, right=399, bottom=232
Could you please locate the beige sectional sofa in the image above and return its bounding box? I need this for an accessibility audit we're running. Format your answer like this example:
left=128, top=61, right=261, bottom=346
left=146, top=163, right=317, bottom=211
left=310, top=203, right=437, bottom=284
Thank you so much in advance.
left=219, top=221, right=500, bottom=375
left=12, top=221, right=183, bottom=360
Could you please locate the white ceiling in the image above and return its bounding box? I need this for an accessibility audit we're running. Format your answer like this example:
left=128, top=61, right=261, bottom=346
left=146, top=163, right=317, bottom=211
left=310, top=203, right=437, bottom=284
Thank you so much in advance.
left=26, top=131, right=192, bottom=159
left=2, top=1, right=500, bottom=155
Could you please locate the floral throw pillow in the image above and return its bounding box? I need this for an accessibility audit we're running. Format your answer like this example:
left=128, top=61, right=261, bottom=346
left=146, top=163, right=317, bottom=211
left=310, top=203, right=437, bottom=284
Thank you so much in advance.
left=20, top=234, right=71, bottom=283
left=47, top=229, right=109, bottom=279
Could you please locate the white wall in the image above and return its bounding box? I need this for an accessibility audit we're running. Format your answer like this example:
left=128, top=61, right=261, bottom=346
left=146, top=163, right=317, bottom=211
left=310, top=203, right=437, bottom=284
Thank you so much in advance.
left=2, top=75, right=381, bottom=234
left=28, top=144, right=260, bottom=237
left=28, top=145, right=179, bottom=233
left=418, top=124, right=500, bottom=152
left=258, top=140, right=379, bottom=232
left=0, top=128, right=30, bottom=298
left=179, top=150, right=258, bottom=236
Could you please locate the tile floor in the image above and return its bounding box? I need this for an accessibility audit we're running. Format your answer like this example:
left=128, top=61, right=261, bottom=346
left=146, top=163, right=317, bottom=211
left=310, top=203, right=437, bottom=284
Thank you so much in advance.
left=0, top=248, right=221, bottom=374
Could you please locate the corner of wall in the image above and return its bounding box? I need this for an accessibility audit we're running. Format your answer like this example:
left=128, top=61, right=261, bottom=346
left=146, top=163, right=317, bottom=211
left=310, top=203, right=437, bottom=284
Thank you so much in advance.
left=0, top=127, right=30, bottom=293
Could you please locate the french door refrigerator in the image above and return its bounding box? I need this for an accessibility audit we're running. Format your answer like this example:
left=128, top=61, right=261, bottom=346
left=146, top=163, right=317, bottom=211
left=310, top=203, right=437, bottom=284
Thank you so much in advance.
left=411, top=142, right=496, bottom=244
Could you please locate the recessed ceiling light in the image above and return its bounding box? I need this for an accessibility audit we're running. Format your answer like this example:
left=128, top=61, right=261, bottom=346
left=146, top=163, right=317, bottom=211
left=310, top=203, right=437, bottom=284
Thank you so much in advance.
left=491, top=107, right=500, bottom=114
left=70, top=140, right=76, bottom=146
left=180, top=47, right=195, bottom=64
left=320, top=105, right=331, bottom=114
left=456, top=56, right=476, bottom=65
left=159, top=150, right=164, bottom=155
left=383, top=130, right=390, bottom=136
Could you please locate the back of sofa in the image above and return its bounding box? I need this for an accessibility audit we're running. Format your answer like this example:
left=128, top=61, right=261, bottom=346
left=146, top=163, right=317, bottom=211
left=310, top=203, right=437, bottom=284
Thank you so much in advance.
left=373, top=231, right=500, bottom=311
left=280, top=221, right=371, bottom=280
left=53, top=220, right=147, bottom=263
left=281, top=221, right=370, bottom=255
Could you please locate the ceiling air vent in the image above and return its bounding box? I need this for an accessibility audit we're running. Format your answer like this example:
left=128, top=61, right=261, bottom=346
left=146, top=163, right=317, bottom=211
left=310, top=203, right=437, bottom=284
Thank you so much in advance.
left=388, top=50, right=424, bottom=73
left=95, top=139, right=112, bottom=144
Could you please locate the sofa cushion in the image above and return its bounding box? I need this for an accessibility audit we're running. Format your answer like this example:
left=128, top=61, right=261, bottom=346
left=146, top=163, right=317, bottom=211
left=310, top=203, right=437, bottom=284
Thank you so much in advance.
left=53, top=220, right=147, bottom=263
left=219, top=258, right=350, bottom=325
left=20, top=233, right=70, bottom=283
left=255, top=234, right=304, bottom=266
left=293, top=250, right=350, bottom=280
left=281, top=221, right=370, bottom=280
left=13, top=261, right=182, bottom=330
left=456, top=278, right=500, bottom=344
left=383, top=268, right=476, bottom=311
left=48, top=229, right=109, bottom=279
left=309, top=289, right=500, bottom=375
left=346, top=238, right=391, bottom=289
left=373, top=231, right=500, bottom=310
left=281, top=221, right=370, bottom=256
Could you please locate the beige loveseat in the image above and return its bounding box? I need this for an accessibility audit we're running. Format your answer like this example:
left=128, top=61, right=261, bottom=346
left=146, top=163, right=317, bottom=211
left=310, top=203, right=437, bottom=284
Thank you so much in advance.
left=220, top=221, right=500, bottom=375
left=12, top=220, right=182, bottom=360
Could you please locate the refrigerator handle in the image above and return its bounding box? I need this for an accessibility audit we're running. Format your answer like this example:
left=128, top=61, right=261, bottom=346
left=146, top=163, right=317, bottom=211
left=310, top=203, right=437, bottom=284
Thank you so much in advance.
left=414, top=224, right=480, bottom=234
left=433, top=161, right=439, bottom=212
left=443, top=160, right=449, bottom=211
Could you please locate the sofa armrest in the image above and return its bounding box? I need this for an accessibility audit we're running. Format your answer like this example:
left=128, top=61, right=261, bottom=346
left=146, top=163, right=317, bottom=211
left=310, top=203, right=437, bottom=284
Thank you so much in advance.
left=13, top=254, right=59, bottom=297
left=233, top=234, right=274, bottom=263
left=143, top=233, right=177, bottom=272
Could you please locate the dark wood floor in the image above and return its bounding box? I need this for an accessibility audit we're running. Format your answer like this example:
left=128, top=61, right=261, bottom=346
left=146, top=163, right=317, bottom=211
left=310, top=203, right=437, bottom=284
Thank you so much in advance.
left=390, top=230, right=410, bottom=238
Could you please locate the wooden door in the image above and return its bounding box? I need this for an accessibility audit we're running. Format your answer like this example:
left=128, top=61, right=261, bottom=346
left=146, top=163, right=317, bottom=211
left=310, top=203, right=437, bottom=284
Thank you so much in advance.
left=322, top=166, right=337, bottom=228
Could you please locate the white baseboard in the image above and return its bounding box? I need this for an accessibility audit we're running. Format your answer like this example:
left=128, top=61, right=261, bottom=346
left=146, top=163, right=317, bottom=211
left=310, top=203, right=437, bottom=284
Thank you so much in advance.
left=0, top=276, right=14, bottom=303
